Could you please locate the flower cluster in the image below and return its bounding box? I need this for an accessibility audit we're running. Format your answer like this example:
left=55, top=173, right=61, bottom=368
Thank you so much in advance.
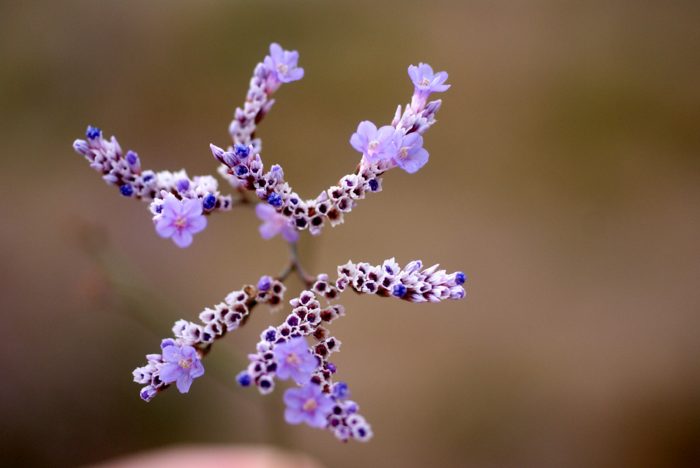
left=235, top=282, right=375, bottom=442
left=224, top=43, right=304, bottom=165
left=74, top=43, right=448, bottom=246
left=77, top=43, right=467, bottom=444
left=239, top=289, right=345, bottom=395
left=73, top=128, right=232, bottom=247
left=211, top=46, right=449, bottom=238
left=133, top=277, right=286, bottom=401
left=336, top=258, right=466, bottom=303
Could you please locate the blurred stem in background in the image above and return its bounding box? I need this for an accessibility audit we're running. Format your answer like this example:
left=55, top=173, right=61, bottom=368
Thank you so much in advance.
left=72, top=218, right=321, bottom=449
left=72, top=220, right=257, bottom=396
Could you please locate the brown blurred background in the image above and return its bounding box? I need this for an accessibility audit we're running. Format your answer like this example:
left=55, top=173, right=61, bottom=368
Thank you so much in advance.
left=1, top=1, right=699, bottom=467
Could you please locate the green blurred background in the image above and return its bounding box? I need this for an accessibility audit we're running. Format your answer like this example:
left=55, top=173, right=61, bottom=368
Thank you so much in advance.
left=2, top=1, right=699, bottom=466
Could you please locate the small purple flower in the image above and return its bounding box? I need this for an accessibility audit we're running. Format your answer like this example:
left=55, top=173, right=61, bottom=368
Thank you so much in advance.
left=176, top=178, right=190, bottom=193
left=349, top=121, right=400, bottom=163
left=332, top=381, right=350, bottom=399
left=86, top=125, right=102, bottom=140
left=159, top=343, right=204, bottom=393
left=257, top=275, right=273, bottom=291
left=155, top=194, right=207, bottom=248
left=119, top=184, right=134, bottom=197
left=236, top=371, right=252, bottom=387
left=267, top=192, right=283, bottom=207
left=256, top=203, right=298, bottom=243
left=202, top=194, right=217, bottom=211
left=408, top=63, right=450, bottom=107
left=234, top=144, right=250, bottom=159
left=273, top=337, right=317, bottom=383
left=125, top=150, right=141, bottom=172
left=284, top=383, right=334, bottom=428
left=392, top=133, right=429, bottom=174
left=264, top=43, right=304, bottom=88
left=393, top=284, right=407, bottom=297
left=140, top=385, right=157, bottom=402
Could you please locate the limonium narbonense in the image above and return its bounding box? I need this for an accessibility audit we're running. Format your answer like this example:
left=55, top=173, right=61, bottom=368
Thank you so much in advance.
left=74, top=43, right=466, bottom=442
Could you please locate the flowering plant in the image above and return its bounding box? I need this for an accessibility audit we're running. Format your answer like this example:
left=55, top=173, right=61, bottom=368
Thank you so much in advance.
left=73, top=43, right=466, bottom=443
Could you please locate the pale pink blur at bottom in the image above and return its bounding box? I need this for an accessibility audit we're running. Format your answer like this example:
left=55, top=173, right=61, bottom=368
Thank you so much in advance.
left=92, top=446, right=322, bottom=468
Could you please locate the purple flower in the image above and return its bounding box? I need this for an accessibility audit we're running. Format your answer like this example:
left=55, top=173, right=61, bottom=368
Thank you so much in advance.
left=86, top=125, right=102, bottom=140
left=159, top=343, right=204, bottom=393
left=154, top=194, right=207, bottom=248
left=349, top=121, right=400, bottom=163
left=408, top=63, right=450, bottom=95
left=256, top=203, right=298, bottom=242
left=392, top=133, right=429, bottom=174
left=284, top=383, right=334, bottom=428
left=273, top=337, right=317, bottom=383
left=264, top=43, right=304, bottom=87
left=257, top=275, right=273, bottom=291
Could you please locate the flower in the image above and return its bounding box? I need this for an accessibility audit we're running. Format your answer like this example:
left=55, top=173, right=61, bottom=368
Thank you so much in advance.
left=158, top=343, right=204, bottom=393
left=264, top=43, right=304, bottom=87
left=256, top=203, right=299, bottom=242
left=154, top=194, right=208, bottom=248
left=267, top=192, right=283, bottom=207
left=86, top=125, right=102, bottom=140
left=119, top=184, right=134, bottom=197
left=408, top=63, right=450, bottom=107
left=392, top=133, right=429, bottom=174
left=284, top=383, right=334, bottom=428
left=349, top=121, right=400, bottom=163
left=273, top=337, right=317, bottom=383
left=202, top=194, right=217, bottom=211
left=257, top=275, right=273, bottom=291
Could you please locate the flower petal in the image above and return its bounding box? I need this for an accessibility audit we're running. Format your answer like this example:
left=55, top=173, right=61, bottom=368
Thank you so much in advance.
left=259, top=221, right=279, bottom=240
left=181, top=198, right=203, bottom=217
left=356, top=121, right=377, bottom=139
left=269, top=43, right=283, bottom=60
left=188, top=214, right=207, bottom=234
left=255, top=203, right=276, bottom=221
left=158, top=363, right=181, bottom=384
left=400, top=148, right=429, bottom=174
left=282, top=225, right=299, bottom=243
left=287, top=68, right=304, bottom=81
left=176, top=374, right=193, bottom=393
left=155, top=218, right=176, bottom=238
left=285, top=408, right=305, bottom=425
left=162, top=345, right=180, bottom=363
left=172, top=230, right=194, bottom=248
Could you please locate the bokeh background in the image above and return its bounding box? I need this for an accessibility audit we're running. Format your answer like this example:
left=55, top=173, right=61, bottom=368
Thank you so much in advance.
left=2, top=1, right=699, bottom=467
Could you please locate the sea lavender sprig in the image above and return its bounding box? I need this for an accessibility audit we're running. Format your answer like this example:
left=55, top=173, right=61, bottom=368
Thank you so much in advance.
left=212, top=47, right=448, bottom=236
left=132, top=277, right=287, bottom=401
left=238, top=286, right=373, bottom=442
left=336, top=258, right=466, bottom=303
left=73, top=128, right=233, bottom=247
left=74, top=44, right=448, bottom=246
left=132, top=258, right=465, bottom=441
left=220, top=43, right=304, bottom=184
left=232, top=259, right=463, bottom=442
left=76, top=42, right=467, bottom=444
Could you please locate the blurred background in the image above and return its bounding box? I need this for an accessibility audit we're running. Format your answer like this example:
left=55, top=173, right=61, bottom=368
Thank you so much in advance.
left=1, top=1, right=699, bottom=466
